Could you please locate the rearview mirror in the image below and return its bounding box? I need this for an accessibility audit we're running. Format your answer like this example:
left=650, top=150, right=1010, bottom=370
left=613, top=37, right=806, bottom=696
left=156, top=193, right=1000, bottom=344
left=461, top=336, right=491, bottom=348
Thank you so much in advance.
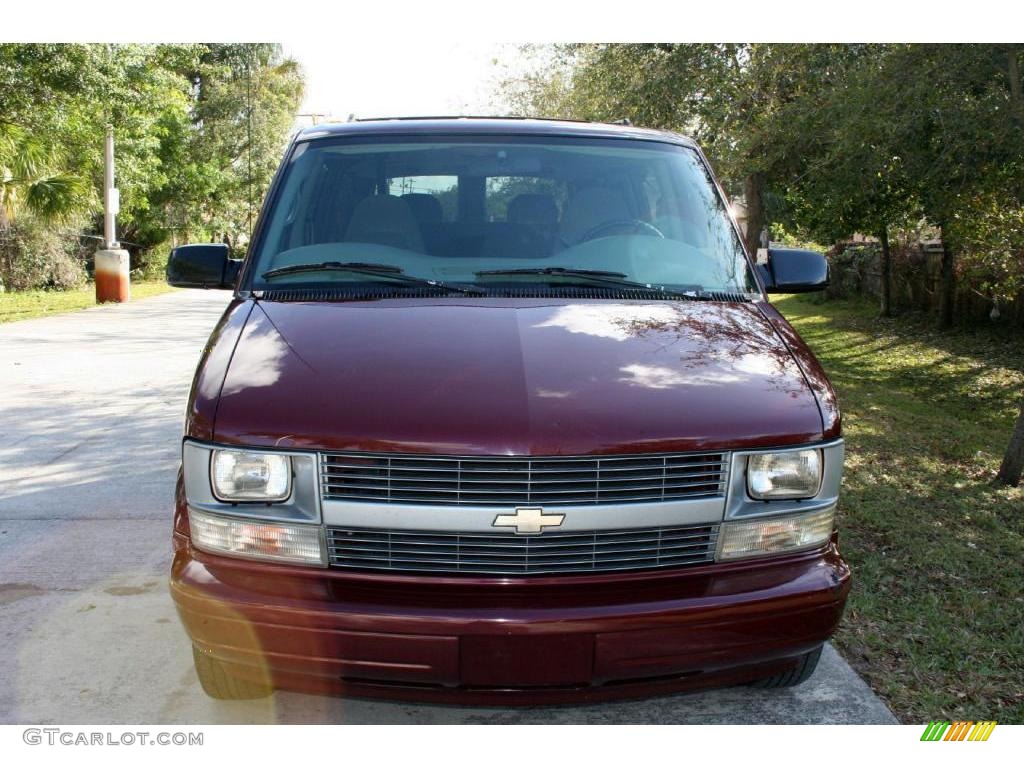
left=166, top=244, right=242, bottom=289
left=755, top=248, right=829, bottom=293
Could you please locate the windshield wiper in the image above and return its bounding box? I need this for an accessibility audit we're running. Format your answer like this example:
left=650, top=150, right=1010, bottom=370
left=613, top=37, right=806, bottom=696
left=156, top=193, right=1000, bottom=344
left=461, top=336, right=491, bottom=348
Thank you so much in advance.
left=261, top=261, right=486, bottom=295
left=475, top=267, right=702, bottom=299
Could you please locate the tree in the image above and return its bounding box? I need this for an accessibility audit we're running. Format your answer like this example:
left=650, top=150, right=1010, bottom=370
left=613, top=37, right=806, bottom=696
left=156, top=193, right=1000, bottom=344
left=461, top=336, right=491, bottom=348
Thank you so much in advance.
left=765, top=45, right=919, bottom=317
left=996, top=403, right=1024, bottom=486
left=182, top=44, right=304, bottom=248
left=869, top=45, right=1024, bottom=328
left=0, top=123, right=87, bottom=229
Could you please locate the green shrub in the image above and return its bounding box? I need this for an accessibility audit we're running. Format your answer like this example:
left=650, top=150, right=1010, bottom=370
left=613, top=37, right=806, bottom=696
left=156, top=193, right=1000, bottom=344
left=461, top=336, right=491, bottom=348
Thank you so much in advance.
left=131, top=247, right=170, bottom=282
left=0, top=221, right=87, bottom=291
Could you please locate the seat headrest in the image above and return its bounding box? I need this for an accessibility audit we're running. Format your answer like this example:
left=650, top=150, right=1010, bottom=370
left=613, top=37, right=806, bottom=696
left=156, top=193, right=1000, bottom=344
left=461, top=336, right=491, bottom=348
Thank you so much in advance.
left=560, top=186, right=629, bottom=244
left=401, top=193, right=443, bottom=223
left=507, top=193, right=558, bottom=233
left=345, top=195, right=425, bottom=252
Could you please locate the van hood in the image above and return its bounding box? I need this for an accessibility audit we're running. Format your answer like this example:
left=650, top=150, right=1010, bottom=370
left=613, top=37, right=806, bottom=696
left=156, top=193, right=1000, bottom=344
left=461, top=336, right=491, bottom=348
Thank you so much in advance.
left=208, top=298, right=826, bottom=455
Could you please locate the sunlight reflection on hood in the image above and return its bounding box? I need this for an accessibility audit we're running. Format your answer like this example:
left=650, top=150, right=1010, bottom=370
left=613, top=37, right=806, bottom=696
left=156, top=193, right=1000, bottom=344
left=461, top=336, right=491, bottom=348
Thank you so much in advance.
left=220, top=323, right=289, bottom=396
left=533, top=304, right=682, bottom=341
left=618, top=363, right=744, bottom=389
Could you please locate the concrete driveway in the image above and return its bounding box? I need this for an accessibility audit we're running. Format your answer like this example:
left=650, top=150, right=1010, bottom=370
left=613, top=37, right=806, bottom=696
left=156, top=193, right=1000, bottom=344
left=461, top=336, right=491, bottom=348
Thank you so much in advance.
left=0, top=289, right=896, bottom=724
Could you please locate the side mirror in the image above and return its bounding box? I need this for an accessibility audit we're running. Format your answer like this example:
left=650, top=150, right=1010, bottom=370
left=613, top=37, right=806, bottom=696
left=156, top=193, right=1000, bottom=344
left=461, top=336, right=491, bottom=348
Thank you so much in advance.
left=166, top=244, right=242, bottom=289
left=755, top=248, right=829, bottom=293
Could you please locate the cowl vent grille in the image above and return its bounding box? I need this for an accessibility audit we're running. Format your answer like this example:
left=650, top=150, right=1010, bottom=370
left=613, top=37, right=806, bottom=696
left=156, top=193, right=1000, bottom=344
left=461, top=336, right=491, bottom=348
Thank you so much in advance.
left=259, top=287, right=751, bottom=302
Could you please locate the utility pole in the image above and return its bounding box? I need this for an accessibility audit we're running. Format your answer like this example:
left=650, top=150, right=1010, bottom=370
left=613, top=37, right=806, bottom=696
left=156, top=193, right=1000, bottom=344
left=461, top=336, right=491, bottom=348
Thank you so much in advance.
left=103, top=126, right=118, bottom=248
left=95, top=126, right=131, bottom=303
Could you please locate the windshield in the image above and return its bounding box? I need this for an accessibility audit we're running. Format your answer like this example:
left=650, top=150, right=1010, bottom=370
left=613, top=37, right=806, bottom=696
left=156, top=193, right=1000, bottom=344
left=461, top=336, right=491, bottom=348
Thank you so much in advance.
left=249, top=135, right=756, bottom=295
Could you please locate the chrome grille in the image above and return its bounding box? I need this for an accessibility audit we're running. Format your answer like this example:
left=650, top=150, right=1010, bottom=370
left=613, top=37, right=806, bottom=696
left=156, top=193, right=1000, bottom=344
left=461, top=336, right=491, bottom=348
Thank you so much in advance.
left=320, top=452, right=729, bottom=506
left=325, top=524, right=719, bottom=575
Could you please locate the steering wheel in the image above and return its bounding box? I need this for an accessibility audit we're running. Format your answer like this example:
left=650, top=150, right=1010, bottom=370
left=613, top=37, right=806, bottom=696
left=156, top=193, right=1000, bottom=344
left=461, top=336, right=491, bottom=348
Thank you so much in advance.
left=576, top=219, right=666, bottom=244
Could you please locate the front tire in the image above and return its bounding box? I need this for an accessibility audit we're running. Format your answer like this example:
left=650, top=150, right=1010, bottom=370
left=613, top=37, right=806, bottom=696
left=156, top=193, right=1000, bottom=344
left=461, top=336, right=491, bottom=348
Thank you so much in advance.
left=192, top=645, right=272, bottom=700
left=748, top=645, right=823, bottom=689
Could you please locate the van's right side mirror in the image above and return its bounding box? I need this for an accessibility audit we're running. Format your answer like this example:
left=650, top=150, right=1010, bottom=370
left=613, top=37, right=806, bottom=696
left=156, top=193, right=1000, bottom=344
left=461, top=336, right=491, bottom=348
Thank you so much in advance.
left=755, top=248, right=829, bottom=293
left=166, top=244, right=242, bottom=289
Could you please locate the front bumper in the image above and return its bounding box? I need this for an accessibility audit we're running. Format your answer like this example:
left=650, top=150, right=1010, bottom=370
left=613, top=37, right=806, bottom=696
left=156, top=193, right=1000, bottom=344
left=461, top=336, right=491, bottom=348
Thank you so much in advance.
left=171, top=526, right=850, bottom=704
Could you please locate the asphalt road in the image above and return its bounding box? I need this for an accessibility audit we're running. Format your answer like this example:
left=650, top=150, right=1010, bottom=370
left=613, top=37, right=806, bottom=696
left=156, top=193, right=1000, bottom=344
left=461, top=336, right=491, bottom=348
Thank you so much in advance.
left=0, top=289, right=897, bottom=724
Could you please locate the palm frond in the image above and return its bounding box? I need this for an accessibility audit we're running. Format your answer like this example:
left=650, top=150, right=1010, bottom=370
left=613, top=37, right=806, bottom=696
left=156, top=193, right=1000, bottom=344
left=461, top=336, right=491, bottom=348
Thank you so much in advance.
left=22, top=174, right=88, bottom=223
left=11, top=136, right=53, bottom=181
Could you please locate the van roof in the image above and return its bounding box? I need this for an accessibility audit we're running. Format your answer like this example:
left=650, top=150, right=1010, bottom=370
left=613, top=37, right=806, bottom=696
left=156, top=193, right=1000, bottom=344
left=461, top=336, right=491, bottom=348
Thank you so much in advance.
left=295, top=116, right=696, bottom=147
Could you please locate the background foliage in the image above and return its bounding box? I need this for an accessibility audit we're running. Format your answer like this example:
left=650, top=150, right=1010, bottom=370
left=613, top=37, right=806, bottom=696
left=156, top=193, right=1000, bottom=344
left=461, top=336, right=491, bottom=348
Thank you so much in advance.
left=0, top=43, right=303, bottom=289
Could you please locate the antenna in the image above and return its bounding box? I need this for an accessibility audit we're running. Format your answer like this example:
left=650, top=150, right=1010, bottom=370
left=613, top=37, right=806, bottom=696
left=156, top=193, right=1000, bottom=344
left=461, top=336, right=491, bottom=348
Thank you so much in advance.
left=247, top=47, right=254, bottom=241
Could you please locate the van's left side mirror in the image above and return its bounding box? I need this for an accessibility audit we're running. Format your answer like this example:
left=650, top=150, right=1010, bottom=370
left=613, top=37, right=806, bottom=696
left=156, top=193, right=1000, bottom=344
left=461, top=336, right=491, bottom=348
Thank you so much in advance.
left=755, top=248, right=829, bottom=293
left=166, top=244, right=242, bottom=289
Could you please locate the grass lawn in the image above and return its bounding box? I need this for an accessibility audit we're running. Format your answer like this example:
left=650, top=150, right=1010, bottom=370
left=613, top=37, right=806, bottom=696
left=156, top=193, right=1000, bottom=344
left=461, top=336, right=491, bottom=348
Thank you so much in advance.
left=774, top=294, right=1024, bottom=724
left=0, top=281, right=176, bottom=323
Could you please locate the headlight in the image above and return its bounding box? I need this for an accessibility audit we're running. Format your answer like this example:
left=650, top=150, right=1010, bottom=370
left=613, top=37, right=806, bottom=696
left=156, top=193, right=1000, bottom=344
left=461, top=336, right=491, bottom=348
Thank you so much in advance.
left=189, top=508, right=326, bottom=565
left=718, top=507, right=835, bottom=560
left=746, top=449, right=822, bottom=500
left=211, top=449, right=292, bottom=502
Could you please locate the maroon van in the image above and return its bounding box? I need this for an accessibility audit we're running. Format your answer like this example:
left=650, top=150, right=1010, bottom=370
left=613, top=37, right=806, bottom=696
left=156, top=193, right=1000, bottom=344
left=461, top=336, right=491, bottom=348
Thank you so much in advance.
left=167, top=117, right=849, bottom=703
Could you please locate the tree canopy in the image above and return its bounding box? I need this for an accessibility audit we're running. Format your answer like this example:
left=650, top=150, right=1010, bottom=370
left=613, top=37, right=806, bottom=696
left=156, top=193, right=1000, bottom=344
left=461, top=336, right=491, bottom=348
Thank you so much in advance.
left=0, top=43, right=304, bottom=266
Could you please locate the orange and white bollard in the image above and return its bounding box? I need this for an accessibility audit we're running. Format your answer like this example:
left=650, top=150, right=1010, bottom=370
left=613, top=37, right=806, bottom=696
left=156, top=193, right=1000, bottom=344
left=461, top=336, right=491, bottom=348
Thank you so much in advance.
left=94, top=248, right=131, bottom=303
left=95, top=126, right=130, bottom=303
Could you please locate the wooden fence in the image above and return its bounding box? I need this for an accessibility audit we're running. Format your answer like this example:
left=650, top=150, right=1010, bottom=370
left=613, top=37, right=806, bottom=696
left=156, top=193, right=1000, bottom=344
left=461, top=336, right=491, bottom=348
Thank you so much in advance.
left=825, top=241, right=1024, bottom=327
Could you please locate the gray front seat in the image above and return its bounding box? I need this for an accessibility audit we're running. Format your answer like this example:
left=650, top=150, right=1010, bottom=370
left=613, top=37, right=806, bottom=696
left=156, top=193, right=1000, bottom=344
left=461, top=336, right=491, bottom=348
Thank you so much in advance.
left=504, top=192, right=560, bottom=256
left=401, top=193, right=443, bottom=224
left=345, top=195, right=425, bottom=252
left=559, top=186, right=630, bottom=245
left=508, top=193, right=558, bottom=241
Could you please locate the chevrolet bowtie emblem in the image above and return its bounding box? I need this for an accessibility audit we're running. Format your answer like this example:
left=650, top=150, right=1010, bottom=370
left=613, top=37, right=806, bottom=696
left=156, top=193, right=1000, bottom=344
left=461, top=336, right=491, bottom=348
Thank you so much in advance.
left=492, top=507, right=565, bottom=535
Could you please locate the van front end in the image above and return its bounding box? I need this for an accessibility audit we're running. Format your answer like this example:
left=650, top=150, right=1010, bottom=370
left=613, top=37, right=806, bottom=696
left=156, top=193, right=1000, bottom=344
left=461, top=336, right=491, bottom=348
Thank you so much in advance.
left=168, top=118, right=850, bottom=702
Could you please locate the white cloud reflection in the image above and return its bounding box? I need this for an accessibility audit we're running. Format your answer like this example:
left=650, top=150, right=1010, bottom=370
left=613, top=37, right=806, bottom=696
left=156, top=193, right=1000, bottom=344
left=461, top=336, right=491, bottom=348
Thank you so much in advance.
left=535, top=388, right=573, bottom=399
left=533, top=304, right=681, bottom=341
left=220, top=323, right=289, bottom=396
left=618, top=364, right=687, bottom=390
